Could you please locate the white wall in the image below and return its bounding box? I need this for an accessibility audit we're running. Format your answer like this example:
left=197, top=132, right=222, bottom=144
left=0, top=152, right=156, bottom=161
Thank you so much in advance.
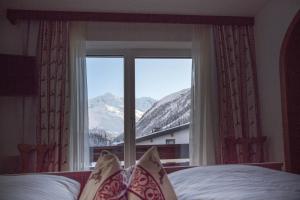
left=0, top=19, right=22, bottom=54
left=0, top=16, right=38, bottom=173
left=254, top=0, right=300, bottom=162
left=0, top=97, right=37, bottom=156
left=137, top=129, right=189, bottom=145
left=86, top=22, right=193, bottom=42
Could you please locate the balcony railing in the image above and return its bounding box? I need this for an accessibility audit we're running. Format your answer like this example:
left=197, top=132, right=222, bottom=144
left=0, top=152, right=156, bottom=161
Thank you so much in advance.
left=90, top=144, right=189, bottom=166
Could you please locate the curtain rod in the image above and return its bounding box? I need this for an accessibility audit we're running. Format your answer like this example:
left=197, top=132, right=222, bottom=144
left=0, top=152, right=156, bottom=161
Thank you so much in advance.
left=7, top=9, right=254, bottom=25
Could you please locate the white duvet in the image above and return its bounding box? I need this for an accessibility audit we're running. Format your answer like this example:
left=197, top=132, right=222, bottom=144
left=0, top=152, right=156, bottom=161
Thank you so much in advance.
left=169, top=165, right=300, bottom=200
left=0, top=174, right=80, bottom=200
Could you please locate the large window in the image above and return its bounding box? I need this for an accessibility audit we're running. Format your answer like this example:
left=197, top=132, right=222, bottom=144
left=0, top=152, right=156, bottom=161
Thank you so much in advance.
left=86, top=52, right=192, bottom=167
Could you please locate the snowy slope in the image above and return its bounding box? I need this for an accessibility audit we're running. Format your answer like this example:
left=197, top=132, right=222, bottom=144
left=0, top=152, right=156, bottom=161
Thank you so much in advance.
left=136, top=88, right=191, bottom=137
left=88, top=93, right=156, bottom=136
left=136, top=97, right=158, bottom=112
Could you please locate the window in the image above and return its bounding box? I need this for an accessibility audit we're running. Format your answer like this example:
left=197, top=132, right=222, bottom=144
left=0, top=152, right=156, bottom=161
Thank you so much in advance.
left=135, top=58, right=191, bottom=165
left=86, top=49, right=191, bottom=167
left=86, top=57, right=124, bottom=166
left=166, top=139, right=175, bottom=144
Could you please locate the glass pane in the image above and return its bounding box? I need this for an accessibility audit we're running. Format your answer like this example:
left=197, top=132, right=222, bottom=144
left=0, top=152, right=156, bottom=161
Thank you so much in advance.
left=135, top=58, right=192, bottom=166
left=86, top=57, right=124, bottom=167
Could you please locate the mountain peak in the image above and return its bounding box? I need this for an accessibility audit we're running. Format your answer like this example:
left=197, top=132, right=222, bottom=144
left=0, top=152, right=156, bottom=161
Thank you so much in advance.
left=88, top=93, right=157, bottom=136
left=102, top=92, right=117, bottom=98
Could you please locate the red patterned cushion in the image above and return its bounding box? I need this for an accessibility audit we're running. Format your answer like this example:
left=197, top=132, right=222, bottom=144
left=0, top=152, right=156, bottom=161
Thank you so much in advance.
left=127, top=147, right=177, bottom=200
left=79, top=151, right=127, bottom=200
left=93, top=170, right=127, bottom=200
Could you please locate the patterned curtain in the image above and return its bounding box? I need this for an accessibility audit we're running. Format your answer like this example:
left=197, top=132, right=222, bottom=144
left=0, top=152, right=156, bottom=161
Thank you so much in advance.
left=213, top=25, right=262, bottom=164
left=36, top=21, right=70, bottom=171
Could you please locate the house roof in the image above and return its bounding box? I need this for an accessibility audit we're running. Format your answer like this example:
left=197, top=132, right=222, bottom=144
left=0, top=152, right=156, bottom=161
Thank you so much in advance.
left=114, top=123, right=189, bottom=145
left=135, top=123, right=190, bottom=143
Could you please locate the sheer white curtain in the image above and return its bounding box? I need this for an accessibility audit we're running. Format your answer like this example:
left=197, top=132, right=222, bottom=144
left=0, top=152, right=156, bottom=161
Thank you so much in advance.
left=69, top=22, right=89, bottom=170
left=190, top=25, right=218, bottom=166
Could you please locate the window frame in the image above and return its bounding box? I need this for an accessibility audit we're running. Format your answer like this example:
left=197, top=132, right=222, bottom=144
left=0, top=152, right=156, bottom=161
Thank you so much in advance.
left=86, top=47, right=191, bottom=167
left=166, top=139, right=176, bottom=144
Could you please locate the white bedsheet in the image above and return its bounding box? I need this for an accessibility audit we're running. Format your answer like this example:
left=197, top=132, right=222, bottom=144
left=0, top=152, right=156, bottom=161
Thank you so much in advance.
left=0, top=174, right=80, bottom=200
left=169, top=165, right=300, bottom=200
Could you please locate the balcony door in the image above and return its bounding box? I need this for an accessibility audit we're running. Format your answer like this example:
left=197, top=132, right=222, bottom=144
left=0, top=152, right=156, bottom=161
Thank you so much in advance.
left=86, top=50, right=192, bottom=167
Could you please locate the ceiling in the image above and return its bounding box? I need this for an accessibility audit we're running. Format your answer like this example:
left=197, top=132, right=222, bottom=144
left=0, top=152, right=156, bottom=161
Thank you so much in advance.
left=0, top=0, right=269, bottom=17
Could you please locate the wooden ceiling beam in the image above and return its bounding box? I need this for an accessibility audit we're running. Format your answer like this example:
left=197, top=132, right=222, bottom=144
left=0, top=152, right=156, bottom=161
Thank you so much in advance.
left=7, top=9, right=254, bottom=25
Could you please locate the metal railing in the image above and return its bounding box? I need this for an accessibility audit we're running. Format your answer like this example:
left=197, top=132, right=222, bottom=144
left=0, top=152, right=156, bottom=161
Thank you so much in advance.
left=90, top=144, right=189, bottom=166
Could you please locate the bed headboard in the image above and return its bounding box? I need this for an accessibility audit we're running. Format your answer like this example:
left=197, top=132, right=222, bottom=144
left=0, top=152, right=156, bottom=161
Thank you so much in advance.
left=18, top=144, right=55, bottom=173
left=224, top=136, right=267, bottom=163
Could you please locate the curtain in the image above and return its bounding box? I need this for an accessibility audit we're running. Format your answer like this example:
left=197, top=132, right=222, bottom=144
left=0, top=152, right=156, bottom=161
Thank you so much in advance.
left=213, top=25, right=262, bottom=164
left=69, top=22, right=89, bottom=171
left=190, top=25, right=219, bottom=166
left=36, top=21, right=70, bottom=171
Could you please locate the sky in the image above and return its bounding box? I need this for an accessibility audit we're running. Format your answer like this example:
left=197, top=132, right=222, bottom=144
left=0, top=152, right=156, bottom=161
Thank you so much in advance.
left=86, top=57, right=192, bottom=100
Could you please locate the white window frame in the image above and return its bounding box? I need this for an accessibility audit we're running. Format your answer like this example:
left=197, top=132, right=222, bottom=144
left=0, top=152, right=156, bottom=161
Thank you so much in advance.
left=166, top=139, right=176, bottom=144
left=87, top=47, right=191, bottom=167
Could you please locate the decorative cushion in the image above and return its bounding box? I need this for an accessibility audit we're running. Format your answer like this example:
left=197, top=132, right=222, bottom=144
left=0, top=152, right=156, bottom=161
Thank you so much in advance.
left=127, top=147, right=177, bottom=200
left=79, top=151, right=127, bottom=200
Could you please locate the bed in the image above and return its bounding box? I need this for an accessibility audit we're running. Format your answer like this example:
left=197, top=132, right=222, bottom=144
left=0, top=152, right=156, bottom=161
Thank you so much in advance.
left=0, top=164, right=299, bottom=200
left=0, top=174, right=80, bottom=200
left=169, top=165, right=300, bottom=200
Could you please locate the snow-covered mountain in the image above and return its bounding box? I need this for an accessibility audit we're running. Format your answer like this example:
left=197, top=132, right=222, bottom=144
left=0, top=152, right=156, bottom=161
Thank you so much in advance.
left=136, top=97, right=157, bottom=112
left=88, top=93, right=156, bottom=137
left=136, top=88, right=191, bottom=137
left=88, top=89, right=191, bottom=146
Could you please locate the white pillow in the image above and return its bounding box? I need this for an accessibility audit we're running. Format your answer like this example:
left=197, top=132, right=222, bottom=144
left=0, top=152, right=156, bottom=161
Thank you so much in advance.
left=0, top=174, right=80, bottom=200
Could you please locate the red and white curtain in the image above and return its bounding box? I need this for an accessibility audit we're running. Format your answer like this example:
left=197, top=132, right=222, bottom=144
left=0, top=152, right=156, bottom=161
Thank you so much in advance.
left=213, top=25, right=262, bottom=164
left=36, top=21, right=70, bottom=171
